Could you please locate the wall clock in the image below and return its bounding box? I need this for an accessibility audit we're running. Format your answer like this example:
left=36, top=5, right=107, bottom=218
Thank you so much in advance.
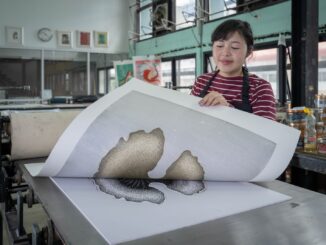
left=37, top=28, right=53, bottom=42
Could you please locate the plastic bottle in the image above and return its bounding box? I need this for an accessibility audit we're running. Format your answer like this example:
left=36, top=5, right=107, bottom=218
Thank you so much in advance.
left=304, top=108, right=317, bottom=153
left=315, top=94, right=321, bottom=108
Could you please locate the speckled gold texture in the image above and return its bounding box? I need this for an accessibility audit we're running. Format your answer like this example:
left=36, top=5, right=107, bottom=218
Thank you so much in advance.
left=163, top=150, right=204, bottom=180
left=95, top=128, right=164, bottom=179
left=94, top=128, right=205, bottom=204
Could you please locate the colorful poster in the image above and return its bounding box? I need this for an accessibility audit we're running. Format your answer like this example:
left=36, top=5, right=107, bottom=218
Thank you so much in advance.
left=113, top=60, right=133, bottom=86
left=133, top=56, right=162, bottom=86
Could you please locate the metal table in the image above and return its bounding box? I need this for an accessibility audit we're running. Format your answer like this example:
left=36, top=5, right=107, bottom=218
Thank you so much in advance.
left=16, top=161, right=326, bottom=245
left=289, top=151, right=326, bottom=192
left=291, top=151, right=326, bottom=174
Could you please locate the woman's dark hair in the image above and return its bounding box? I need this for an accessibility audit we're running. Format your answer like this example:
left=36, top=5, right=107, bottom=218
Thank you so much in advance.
left=211, top=19, right=254, bottom=50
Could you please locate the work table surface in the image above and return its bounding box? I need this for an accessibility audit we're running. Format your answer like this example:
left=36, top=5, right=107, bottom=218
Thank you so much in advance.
left=16, top=161, right=326, bottom=245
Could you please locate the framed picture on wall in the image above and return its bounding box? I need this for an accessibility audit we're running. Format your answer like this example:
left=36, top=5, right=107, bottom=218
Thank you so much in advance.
left=76, top=31, right=91, bottom=48
left=94, top=31, right=108, bottom=48
left=6, top=26, right=24, bottom=45
left=57, top=31, right=73, bottom=48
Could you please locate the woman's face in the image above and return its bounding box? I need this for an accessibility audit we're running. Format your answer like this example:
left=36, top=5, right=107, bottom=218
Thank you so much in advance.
left=212, top=31, right=250, bottom=77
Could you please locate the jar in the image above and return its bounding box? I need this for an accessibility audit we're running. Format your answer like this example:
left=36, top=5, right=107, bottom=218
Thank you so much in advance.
left=291, top=121, right=305, bottom=150
left=317, top=138, right=326, bottom=154
left=316, top=121, right=325, bottom=139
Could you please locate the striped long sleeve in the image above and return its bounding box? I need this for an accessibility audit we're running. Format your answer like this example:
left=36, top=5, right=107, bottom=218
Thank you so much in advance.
left=191, top=72, right=276, bottom=120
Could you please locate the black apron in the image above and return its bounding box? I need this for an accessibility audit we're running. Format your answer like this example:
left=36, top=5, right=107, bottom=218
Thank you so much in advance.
left=199, top=67, right=253, bottom=113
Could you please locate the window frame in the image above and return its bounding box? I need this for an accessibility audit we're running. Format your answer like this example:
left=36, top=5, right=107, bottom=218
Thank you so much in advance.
left=162, top=54, right=196, bottom=92
left=96, top=66, right=115, bottom=96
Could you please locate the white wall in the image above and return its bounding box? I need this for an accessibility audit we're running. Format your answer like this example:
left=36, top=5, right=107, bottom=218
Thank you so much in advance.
left=0, top=0, right=131, bottom=53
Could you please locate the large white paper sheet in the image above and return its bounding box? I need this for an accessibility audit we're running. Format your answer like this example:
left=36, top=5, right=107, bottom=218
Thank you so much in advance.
left=22, top=78, right=300, bottom=244
left=52, top=178, right=290, bottom=245
left=26, top=78, right=299, bottom=182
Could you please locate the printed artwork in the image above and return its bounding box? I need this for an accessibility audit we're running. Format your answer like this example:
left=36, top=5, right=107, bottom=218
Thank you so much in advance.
left=94, top=31, right=108, bottom=48
left=55, top=90, right=278, bottom=181
left=57, top=31, right=72, bottom=48
left=61, top=34, right=69, bottom=44
left=80, top=32, right=90, bottom=45
left=77, top=31, right=91, bottom=47
left=6, top=26, right=24, bottom=45
left=94, top=128, right=205, bottom=204
left=114, top=60, right=134, bottom=87
left=133, top=56, right=162, bottom=86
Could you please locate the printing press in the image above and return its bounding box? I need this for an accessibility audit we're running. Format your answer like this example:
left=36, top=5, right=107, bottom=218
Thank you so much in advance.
left=0, top=104, right=86, bottom=244
left=0, top=105, right=326, bottom=245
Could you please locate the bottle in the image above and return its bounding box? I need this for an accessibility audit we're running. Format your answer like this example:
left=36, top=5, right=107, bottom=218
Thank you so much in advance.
left=315, top=94, right=321, bottom=108
left=321, top=94, right=325, bottom=108
left=292, top=107, right=306, bottom=150
left=304, top=108, right=317, bottom=153
left=317, top=138, right=326, bottom=154
left=285, top=107, right=293, bottom=124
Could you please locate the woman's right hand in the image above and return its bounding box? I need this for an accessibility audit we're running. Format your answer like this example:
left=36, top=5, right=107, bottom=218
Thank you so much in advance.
left=199, top=91, right=230, bottom=107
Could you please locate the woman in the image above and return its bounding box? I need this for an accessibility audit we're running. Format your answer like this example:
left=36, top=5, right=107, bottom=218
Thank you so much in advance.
left=191, top=19, right=276, bottom=120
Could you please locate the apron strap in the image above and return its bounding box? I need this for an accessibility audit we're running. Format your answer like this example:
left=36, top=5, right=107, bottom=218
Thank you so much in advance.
left=198, top=67, right=253, bottom=113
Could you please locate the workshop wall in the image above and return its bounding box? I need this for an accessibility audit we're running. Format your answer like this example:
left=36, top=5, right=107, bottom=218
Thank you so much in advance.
left=0, top=0, right=131, bottom=54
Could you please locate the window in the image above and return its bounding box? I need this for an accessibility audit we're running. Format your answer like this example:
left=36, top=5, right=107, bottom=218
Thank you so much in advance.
left=0, top=48, right=41, bottom=102
left=161, top=56, right=195, bottom=93
left=175, top=57, right=196, bottom=93
left=98, top=69, right=106, bottom=94
left=97, top=67, right=116, bottom=95
left=247, top=48, right=291, bottom=101
left=136, top=1, right=285, bottom=40
left=139, top=0, right=153, bottom=40
left=247, top=49, right=278, bottom=98
left=44, top=51, right=88, bottom=97
left=237, top=0, right=284, bottom=13
left=108, top=68, right=117, bottom=92
left=209, top=0, right=236, bottom=21
left=175, top=0, right=196, bottom=30
left=91, top=53, right=126, bottom=95
left=161, top=61, right=172, bottom=86
left=0, top=49, right=128, bottom=103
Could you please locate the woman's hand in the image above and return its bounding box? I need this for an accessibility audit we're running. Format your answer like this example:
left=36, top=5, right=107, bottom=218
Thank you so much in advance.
left=199, top=91, right=230, bottom=107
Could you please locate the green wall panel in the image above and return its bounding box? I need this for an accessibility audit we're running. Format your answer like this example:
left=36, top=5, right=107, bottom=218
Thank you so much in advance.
left=320, top=0, right=326, bottom=24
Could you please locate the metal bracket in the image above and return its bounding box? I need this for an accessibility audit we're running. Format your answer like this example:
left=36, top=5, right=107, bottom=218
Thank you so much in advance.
left=16, top=191, right=26, bottom=238
left=32, top=223, right=41, bottom=245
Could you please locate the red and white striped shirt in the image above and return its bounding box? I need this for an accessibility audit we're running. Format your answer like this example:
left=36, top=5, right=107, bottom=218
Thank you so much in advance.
left=191, top=72, right=276, bottom=120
